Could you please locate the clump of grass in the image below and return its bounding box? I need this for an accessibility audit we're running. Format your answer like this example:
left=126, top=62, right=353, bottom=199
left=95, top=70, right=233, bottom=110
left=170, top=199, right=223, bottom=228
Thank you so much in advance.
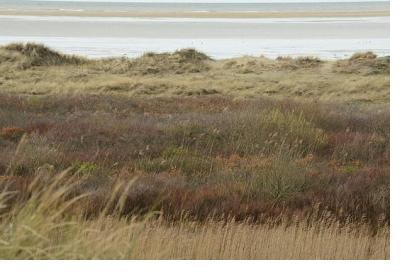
left=333, top=52, right=389, bottom=75
left=349, top=52, right=378, bottom=61
left=0, top=43, right=87, bottom=69
left=162, top=109, right=327, bottom=158
left=265, top=109, right=328, bottom=154
left=173, top=48, right=211, bottom=62
left=7, top=134, right=62, bottom=176
left=275, top=56, right=323, bottom=70
left=249, top=153, right=309, bottom=199
left=133, top=48, right=211, bottom=75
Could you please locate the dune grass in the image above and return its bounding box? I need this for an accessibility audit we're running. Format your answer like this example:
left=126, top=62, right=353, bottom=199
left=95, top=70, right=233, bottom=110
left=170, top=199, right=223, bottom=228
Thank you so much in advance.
left=0, top=43, right=389, bottom=102
left=0, top=43, right=87, bottom=69
left=0, top=43, right=389, bottom=259
left=0, top=171, right=389, bottom=260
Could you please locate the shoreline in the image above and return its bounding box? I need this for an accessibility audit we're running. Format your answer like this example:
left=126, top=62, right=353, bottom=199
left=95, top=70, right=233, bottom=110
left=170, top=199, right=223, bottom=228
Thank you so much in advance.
left=0, top=38, right=390, bottom=60
left=0, top=10, right=390, bottom=19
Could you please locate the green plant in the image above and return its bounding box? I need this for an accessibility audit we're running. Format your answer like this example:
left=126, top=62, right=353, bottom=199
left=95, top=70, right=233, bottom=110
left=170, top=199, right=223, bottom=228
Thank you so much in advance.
left=72, top=162, right=99, bottom=175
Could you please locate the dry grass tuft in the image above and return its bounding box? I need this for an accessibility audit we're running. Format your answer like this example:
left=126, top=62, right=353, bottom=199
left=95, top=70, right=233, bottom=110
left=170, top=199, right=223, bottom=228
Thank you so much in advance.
left=333, top=52, right=389, bottom=75
left=134, top=48, right=211, bottom=75
left=275, top=56, right=323, bottom=70
left=0, top=172, right=389, bottom=260
left=0, top=43, right=86, bottom=69
left=349, top=52, right=378, bottom=61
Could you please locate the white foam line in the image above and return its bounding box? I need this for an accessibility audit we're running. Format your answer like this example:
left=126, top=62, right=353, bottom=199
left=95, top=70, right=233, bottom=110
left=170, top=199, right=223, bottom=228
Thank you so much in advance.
left=0, top=36, right=390, bottom=59
left=0, top=15, right=390, bottom=24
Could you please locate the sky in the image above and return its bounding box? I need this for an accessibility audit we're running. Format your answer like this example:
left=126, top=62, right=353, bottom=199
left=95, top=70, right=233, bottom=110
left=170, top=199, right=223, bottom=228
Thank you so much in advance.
left=37, top=0, right=389, bottom=3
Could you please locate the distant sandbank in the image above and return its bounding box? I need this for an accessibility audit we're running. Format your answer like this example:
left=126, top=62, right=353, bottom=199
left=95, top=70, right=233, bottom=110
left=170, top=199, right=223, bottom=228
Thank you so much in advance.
left=0, top=9, right=389, bottom=19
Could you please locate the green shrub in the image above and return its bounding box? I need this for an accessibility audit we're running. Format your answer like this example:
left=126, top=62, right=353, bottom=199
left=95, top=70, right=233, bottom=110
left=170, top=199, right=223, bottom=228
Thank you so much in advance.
left=71, top=162, right=99, bottom=175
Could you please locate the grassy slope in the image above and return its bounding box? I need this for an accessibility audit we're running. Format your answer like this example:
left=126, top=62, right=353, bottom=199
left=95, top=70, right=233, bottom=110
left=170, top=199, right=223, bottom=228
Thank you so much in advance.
left=0, top=44, right=390, bottom=259
left=0, top=43, right=389, bottom=102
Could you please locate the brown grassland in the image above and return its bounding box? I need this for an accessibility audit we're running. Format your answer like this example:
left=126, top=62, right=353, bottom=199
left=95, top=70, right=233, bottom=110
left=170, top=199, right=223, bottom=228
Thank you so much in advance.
left=0, top=44, right=389, bottom=259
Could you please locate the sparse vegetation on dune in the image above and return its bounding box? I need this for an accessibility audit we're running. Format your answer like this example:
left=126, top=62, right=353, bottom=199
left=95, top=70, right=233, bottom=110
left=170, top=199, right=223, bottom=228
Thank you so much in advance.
left=0, top=43, right=87, bottom=69
left=0, top=43, right=389, bottom=102
left=334, top=52, right=390, bottom=75
left=0, top=44, right=389, bottom=259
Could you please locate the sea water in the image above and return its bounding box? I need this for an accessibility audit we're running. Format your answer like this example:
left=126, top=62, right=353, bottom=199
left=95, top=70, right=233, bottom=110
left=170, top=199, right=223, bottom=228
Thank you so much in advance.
left=0, top=1, right=390, bottom=59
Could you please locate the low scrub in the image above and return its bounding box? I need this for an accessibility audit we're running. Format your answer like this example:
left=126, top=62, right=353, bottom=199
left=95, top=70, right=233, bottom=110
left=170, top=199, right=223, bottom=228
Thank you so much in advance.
left=0, top=95, right=389, bottom=227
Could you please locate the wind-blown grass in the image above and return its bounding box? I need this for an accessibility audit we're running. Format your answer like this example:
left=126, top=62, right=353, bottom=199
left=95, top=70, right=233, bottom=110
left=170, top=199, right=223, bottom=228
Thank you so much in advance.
left=0, top=171, right=389, bottom=260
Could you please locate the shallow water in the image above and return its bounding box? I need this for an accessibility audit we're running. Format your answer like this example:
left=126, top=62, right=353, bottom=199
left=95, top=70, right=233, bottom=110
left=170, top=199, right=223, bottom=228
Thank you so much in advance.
left=0, top=36, right=389, bottom=59
left=0, top=15, right=389, bottom=59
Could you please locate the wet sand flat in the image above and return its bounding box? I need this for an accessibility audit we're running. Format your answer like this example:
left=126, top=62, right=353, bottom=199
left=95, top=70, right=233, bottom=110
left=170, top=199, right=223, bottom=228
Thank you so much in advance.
left=0, top=10, right=389, bottom=18
left=0, top=16, right=389, bottom=39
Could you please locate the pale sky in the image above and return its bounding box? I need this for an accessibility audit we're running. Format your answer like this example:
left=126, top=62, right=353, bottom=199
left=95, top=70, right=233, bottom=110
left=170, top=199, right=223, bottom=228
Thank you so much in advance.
left=37, top=0, right=389, bottom=3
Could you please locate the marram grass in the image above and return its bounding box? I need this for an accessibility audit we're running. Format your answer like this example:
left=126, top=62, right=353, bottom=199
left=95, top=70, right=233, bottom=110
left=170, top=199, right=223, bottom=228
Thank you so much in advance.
left=0, top=171, right=389, bottom=260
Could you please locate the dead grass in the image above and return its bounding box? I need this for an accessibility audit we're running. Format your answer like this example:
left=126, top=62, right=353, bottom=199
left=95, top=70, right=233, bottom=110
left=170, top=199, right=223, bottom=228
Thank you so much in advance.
left=333, top=52, right=390, bottom=75
left=0, top=172, right=389, bottom=260
left=93, top=48, right=211, bottom=75
left=0, top=43, right=389, bottom=102
left=0, top=43, right=87, bottom=69
left=275, top=56, right=323, bottom=70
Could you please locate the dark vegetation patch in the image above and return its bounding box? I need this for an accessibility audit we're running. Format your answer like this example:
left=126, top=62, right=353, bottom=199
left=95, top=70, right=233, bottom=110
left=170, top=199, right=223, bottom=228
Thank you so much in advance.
left=0, top=94, right=389, bottom=230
